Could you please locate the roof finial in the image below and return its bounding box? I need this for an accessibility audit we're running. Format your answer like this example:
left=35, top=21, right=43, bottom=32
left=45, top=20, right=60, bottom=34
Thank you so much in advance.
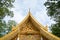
left=28, top=8, right=31, bottom=15
left=29, top=8, right=30, bottom=13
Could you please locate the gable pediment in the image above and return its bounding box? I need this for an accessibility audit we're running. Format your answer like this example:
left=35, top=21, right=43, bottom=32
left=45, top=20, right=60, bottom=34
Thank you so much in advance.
left=20, top=20, right=40, bottom=35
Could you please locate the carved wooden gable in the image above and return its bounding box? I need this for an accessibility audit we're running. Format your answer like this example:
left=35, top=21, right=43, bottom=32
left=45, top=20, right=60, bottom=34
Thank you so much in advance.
left=19, top=20, right=41, bottom=40
left=19, top=13, right=41, bottom=40
left=20, top=20, right=40, bottom=35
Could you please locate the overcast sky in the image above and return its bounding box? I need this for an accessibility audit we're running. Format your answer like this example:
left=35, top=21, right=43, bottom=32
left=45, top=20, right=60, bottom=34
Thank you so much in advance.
left=4, top=0, right=55, bottom=26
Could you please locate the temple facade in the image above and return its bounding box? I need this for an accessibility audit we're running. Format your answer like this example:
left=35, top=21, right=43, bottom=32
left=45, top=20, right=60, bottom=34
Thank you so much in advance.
left=0, top=11, right=60, bottom=40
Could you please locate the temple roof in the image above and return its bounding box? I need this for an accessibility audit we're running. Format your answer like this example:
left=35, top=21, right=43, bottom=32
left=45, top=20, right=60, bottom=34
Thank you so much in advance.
left=0, top=10, right=60, bottom=40
left=18, top=10, right=48, bottom=31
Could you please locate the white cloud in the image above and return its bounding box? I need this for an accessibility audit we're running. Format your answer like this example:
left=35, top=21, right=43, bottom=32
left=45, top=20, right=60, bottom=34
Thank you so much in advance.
left=22, top=0, right=38, bottom=8
left=34, top=11, right=54, bottom=26
left=11, top=11, right=24, bottom=23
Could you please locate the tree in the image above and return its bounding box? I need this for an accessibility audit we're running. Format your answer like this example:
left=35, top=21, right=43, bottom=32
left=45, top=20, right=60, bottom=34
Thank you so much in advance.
left=7, top=20, right=17, bottom=33
left=0, top=0, right=15, bottom=37
left=0, top=20, right=7, bottom=37
left=44, top=0, right=60, bottom=37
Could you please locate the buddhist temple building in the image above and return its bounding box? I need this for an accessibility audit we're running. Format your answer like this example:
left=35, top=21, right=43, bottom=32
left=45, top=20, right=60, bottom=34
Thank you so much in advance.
left=0, top=10, right=60, bottom=40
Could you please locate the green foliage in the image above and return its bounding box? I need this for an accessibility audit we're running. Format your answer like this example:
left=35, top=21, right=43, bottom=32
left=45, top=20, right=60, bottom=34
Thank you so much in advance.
left=50, top=24, right=60, bottom=37
left=0, top=20, right=17, bottom=37
left=0, top=0, right=15, bottom=19
left=7, top=20, right=17, bottom=33
left=0, top=20, right=7, bottom=37
left=44, top=0, right=60, bottom=37
left=0, top=0, right=15, bottom=37
left=8, top=20, right=17, bottom=26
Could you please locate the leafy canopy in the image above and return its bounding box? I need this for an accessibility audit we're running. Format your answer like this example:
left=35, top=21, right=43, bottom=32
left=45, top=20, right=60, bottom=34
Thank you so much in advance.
left=0, top=0, right=15, bottom=37
left=44, top=0, right=60, bottom=37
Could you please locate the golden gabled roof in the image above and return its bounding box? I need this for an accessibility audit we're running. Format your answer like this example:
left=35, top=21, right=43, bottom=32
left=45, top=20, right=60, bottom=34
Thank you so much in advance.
left=18, top=9, right=48, bottom=31
left=18, top=10, right=60, bottom=40
left=0, top=10, right=60, bottom=40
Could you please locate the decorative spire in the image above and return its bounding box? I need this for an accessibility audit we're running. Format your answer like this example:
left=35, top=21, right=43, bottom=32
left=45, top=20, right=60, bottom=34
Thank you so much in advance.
left=28, top=8, right=31, bottom=16
left=29, top=8, right=30, bottom=14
